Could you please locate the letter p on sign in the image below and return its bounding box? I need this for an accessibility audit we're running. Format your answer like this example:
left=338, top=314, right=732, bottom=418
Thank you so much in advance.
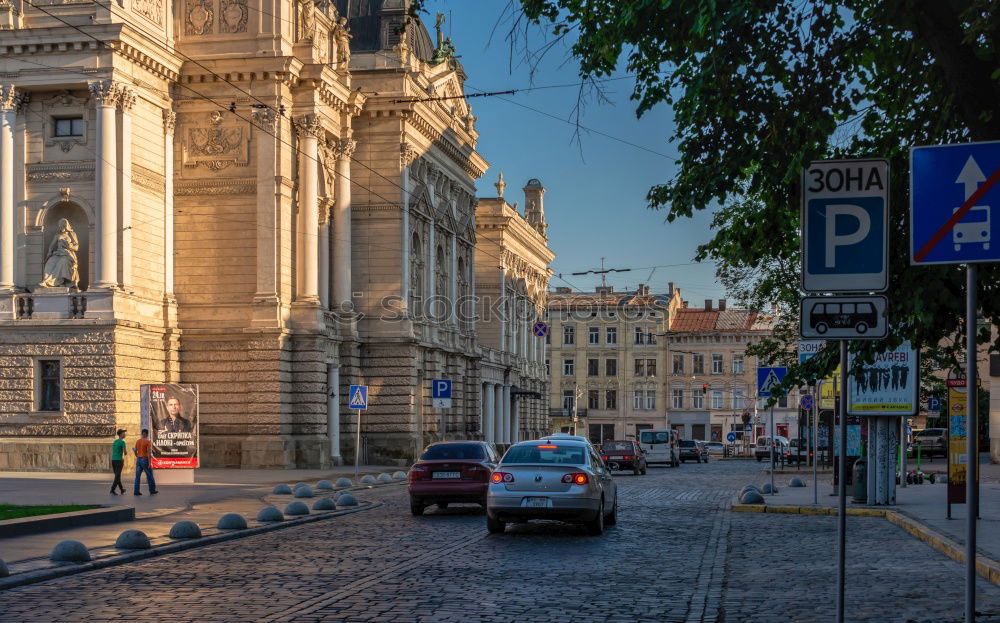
left=824, top=204, right=871, bottom=268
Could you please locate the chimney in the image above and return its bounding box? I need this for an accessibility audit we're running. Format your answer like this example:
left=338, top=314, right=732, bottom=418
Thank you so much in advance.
left=719, top=299, right=727, bottom=311
left=704, top=299, right=712, bottom=311
left=596, top=285, right=614, bottom=296
left=636, top=283, right=649, bottom=295
left=682, top=301, right=688, bottom=308
left=668, top=281, right=674, bottom=295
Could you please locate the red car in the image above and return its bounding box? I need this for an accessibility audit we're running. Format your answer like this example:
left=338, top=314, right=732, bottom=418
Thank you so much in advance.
left=407, top=441, right=499, bottom=515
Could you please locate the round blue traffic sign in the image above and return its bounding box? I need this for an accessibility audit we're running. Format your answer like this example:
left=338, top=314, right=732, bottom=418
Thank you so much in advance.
left=800, top=395, right=814, bottom=410
left=532, top=321, right=548, bottom=337
left=726, top=432, right=737, bottom=443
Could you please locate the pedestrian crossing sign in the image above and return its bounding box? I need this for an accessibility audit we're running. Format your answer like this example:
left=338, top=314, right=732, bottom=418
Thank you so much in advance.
left=349, top=385, right=368, bottom=410
left=757, top=367, right=787, bottom=397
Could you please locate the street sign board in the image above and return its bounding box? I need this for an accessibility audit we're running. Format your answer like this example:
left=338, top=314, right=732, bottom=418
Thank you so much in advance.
left=928, top=396, right=943, bottom=412
left=432, top=379, right=452, bottom=409
left=532, top=321, right=549, bottom=337
left=800, top=295, right=887, bottom=340
left=798, top=340, right=825, bottom=364
left=801, top=159, right=889, bottom=292
left=910, top=141, right=1000, bottom=265
left=726, top=432, right=737, bottom=443
left=846, top=341, right=918, bottom=416
left=757, top=367, right=787, bottom=397
left=801, top=395, right=814, bottom=410
left=744, top=424, right=753, bottom=434
left=349, top=385, right=368, bottom=410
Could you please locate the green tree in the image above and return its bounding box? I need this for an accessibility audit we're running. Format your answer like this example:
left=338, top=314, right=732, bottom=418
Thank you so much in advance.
left=510, top=0, right=999, bottom=391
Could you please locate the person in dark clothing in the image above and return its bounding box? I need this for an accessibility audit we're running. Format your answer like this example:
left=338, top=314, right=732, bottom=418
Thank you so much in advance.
left=110, top=429, right=126, bottom=495
left=161, top=397, right=192, bottom=433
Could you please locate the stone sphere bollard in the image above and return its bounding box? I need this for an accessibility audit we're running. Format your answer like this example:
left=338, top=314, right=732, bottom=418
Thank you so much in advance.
left=740, top=490, right=765, bottom=504
left=393, top=471, right=407, bottom=481
left=293, top=485, right=314, bottom=498
left=378, top=473, right=394, bottom=483
left=739, top=485, right=760, bottom=497
left=337, top=492, right=359, bottom=507
left=788, top=477, right=806, bottom=488
left=272, top=484, right=293, bottom=495
left=256, top=506, right=284, bottom=522
left=168, top=520, right=202, bottom=539
left=114, top=529, right=151, bottom=550
left=294, top=482, right=309, bottom=490
left=51, top=540, right=91, bottom=563
left=336, top=477, right=352, bottom=488
left=0, top=559, right=9, bottom=578
left=760, top=483, right=777, bottom=494
left=312, top=498, right=336, bottom=511
left=217, top=513, right=248, bottom=530
left=360, top=475, right=377, bottom=485
left=316, top=480, right=334, bottom=490
left=284, top=501, right=310, bottom=516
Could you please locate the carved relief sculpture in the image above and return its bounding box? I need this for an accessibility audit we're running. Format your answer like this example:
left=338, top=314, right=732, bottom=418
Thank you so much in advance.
left=183, top=112, right=249, bottom=170
left=39, top=218, right=79, bottom=289
left=299, top=0, right=315, bottom=41
left=220, top=0, right=247, bottom=33
left=186, top=0, right=213, bottom=35
left=251, top=107, right=277, bottom=133
left=132, top=0, right=163, bottom=26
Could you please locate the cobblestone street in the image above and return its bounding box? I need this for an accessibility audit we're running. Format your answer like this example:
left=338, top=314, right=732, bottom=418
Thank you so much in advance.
left=1, top=460, right=997, bottom=622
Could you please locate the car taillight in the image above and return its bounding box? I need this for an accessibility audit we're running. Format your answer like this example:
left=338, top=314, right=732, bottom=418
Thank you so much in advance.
left=602, top=455, right=609, bottom=461
left=491, top=471, right=515, bottom=483
left=694, top=449, right=699, bottom=454
left=561, top=473, right=589, bottom=485
left=408, top=465, right=429, bottom=482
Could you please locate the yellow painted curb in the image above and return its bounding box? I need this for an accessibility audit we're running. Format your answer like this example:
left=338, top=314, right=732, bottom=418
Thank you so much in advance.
left=730, top=502, right=999, bottom=587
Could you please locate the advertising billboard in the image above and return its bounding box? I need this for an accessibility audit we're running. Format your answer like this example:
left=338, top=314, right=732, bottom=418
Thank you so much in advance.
left=846, top=342, right=918, bottom=415
left=140, top=384, right=199, bottom=469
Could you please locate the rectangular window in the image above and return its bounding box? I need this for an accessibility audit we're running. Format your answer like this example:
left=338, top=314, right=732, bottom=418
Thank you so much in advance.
left=605, top=358, right=617, bottom=376
left=562, top=390, right=575, bottom=411
left=712, top=353, right=724, bottom=374
left=732, top=353, right=744, bottom=374
left=563, top=324, right=575, bottom=345
left=645, top=390, right=656, bottom=410
left=606, top=326, right=617, bottom=345
left=38, top=360, right=61, bottom=412
left=732, top=388, right=745, bottom=410
left=588, top=390, right=600, bottom=410
left=646, top=358, right=656, bottom=377
left=605, top=390, right=617, bottom=410
left=671, top=388, right=684, bottom=409
left=647, top=330, right=657, bottom=345
left=587, top=358, right=599, bottom=376
left=634, top=358, right=645, bottom=377
left=634, top=327, right=644, bottom=345
left=545, top=359, right=550, bottom=376
left=711, top=389, right=724, bottom=410
left=778, top=395, right=789, bottom=408
left=563, top=359, right=575, bottom=376
left=692, top=391, right=705, bottom=409
left=672, top=353, right=684, bottom=374
left=633, top=391, right=643, bottom=410
left=588, top=326, right=600, bottom=345
left=692, top=353, right=705, bottom=375
left=54, top=117, right=84, bottom=137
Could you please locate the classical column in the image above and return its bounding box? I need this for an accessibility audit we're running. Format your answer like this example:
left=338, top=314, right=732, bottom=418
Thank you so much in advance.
left=318, top=199, right=330, bottom=308
left=400, top=144, right=416, bottom=307
left=494, top=384, right=504, bottom=443
left=483, top=383, right=495, bottom=442
left=327, top=363, right=341, bottom=463
left=296, top=115, right=321, bottom=302
left=449, top=232, right=458, bottom=325
left=0, top=85, right=23, bottom=291
left=252, top=108, right=278, bottom=303
left=511, top=399, right=520, bottom=443
left=118, top=87, right=136, bottom=290
left=332, top=137, right=355, bottom=307
left=90, top=81, right=119, bottom=288
left=163, top=109, right=176, bottom=295
left=502, top=385, right=512, bottom=443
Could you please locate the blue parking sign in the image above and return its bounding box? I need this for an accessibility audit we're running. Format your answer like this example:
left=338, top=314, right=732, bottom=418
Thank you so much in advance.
left=432, top=379, right=452, bottom=399
left=911, top=141, right=1000, bottom=265
left=801, top=160, right=889, bottom=292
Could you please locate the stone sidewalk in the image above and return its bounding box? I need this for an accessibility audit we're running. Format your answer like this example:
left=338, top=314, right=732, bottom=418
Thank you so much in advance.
left=0, top=465, right=399, bottom=564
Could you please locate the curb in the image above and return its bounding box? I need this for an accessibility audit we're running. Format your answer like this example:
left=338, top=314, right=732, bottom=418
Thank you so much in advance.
left=731, top=503, right=1000, bottom=586
left=0, top=506, right=135, bottom=538
left=0, top=501, right=382, bottom=592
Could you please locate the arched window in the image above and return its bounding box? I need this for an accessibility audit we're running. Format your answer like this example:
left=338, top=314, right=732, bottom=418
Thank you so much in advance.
left=410, top=232, right=423, bottom=312
left=42, top=202, right=89, bottom=291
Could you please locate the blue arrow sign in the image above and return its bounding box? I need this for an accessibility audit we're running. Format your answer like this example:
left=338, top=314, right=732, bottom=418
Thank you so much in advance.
left=726, top=432, right=737, bottom=443
left=349, top=385, right=368, bottom=409
left=757, top=367, right=788, bottom=397
left=432, top=379, right=452, bottom=399
left=911, top=141, right=1000, bottom=264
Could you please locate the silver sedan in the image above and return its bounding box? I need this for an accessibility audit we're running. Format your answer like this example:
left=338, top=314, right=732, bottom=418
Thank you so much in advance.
left=486, top=438, right=618, bottom=535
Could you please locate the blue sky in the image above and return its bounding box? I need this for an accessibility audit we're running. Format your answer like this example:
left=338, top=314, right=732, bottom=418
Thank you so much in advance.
left=425, top=1, right=727, bottom=303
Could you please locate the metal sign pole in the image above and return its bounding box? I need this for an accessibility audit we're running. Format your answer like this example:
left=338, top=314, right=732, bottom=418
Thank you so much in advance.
left=770, top=404, right=775, bottom=494
left=354, top=408, right=362, bottom=479
left=837, top=340, right=848, bottom=623
left=965, top=264, right=978, bottom=623
left=813, top=383, right=818, bottom=505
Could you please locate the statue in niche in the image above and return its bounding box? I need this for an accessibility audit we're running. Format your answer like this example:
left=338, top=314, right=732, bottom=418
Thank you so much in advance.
left=335, top=17, right=351, bottom=69
left=39, top=218, right=79, bottom=289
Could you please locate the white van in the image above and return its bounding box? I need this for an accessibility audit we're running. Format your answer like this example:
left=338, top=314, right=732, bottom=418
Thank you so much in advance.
left=754, top=436, right=789, bottom=462
left=638, top=429, right=680, bottom=467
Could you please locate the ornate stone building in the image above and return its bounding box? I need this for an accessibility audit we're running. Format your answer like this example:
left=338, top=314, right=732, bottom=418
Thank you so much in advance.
left=0, top=0, right=499, bottom=470
left=475, top=175, right=553, bottom=444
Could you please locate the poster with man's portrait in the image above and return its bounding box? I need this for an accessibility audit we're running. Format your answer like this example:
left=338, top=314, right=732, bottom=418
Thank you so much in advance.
left=140, top=384, right=199, bottom=468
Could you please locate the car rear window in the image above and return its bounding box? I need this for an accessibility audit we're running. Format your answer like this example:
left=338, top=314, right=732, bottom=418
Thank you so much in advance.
left=503, top=445, right=587, bottom=465
left=420, top=444, right=485, bottom=460
left=601, top=441, right=632, bottom=452
left=640, top=431, right=670, bottom=444
left=916, top=429, right=942, bottom=436
left=679, top=440, right=696, bottom=448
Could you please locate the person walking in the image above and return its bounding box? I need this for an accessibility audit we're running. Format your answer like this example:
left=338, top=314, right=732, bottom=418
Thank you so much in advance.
left=133, top=428, right=158, bottom=496
left=110, top=429, right=126, bottom=495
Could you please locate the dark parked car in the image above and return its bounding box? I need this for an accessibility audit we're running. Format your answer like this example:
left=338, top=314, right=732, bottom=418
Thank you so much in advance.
left=678, top=439, right=704, bottom=463
left=600, top=440, right=647, bottom=475
left=913, top=428, right=946, bottom=458
left=407, top=441, right=498, bottom=515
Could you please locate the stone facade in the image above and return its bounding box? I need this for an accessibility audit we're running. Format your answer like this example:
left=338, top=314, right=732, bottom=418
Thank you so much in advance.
left=0, top=0, right=532, bottom=470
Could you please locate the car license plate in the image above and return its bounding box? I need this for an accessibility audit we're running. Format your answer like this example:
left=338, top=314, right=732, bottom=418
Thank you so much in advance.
left=611, top=455, right=624, bottom=459
left=524, top=497, right=551, bottom=508
left=432, top=471, right=461, bottom=479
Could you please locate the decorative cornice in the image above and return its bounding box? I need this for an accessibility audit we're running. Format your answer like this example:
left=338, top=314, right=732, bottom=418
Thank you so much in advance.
left=176, top=177, right=255, bottom=196
left=26, top=161, right=94, bottom=182
left=402, top=112, right=486, bottom=179
left=132, top=164, right=165, bottom=194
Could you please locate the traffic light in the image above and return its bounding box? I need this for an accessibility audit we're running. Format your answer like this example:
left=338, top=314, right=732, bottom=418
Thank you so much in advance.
left=742, top=412, right=750, bottom=424
left=701, top=383, right=708, bottom=394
